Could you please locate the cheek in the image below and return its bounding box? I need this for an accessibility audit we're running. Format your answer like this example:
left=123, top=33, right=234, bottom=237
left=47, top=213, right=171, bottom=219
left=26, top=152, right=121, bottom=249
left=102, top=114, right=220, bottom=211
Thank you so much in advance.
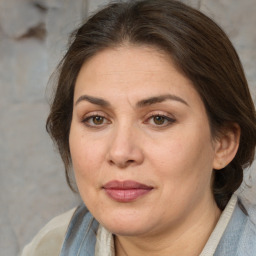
left=150, top=129, right=215, bottom=188
left=150, top=138, right=214, bottom=215
left=69, top=127, right=102, bottom=181
left=70, top=139, right=102, bottom=206
left=71, top=143, right=101, bottom=179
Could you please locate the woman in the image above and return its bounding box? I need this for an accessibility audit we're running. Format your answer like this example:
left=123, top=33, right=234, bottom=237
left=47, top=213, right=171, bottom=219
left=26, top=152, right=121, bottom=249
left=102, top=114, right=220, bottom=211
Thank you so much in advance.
left=22, top=0, right=256, bottom=255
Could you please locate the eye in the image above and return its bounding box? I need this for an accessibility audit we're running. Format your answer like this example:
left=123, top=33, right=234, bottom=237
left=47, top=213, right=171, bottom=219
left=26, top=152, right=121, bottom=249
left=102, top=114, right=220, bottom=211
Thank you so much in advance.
left=82, top=115, right=110, bottom=127
left=146, top=114, right=176, bottom=127
left=152, top=116, right=166, bottom=125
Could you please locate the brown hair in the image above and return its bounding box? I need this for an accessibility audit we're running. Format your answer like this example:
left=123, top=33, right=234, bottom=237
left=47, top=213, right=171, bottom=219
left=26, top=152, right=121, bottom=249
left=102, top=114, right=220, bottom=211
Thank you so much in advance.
left=46, top=0, right=256, bottom=210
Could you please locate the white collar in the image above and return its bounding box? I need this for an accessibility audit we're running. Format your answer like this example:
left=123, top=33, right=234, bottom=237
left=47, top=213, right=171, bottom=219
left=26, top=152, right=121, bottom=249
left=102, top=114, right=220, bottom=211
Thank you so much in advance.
left=199, top=194, right=237, bottom=256
left=95, top=223, right=115, bottom=256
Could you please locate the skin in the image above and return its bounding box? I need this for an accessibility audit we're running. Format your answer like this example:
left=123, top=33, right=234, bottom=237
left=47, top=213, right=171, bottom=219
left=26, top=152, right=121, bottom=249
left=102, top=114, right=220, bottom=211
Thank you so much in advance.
left=69, top=45, right=239, bottom=255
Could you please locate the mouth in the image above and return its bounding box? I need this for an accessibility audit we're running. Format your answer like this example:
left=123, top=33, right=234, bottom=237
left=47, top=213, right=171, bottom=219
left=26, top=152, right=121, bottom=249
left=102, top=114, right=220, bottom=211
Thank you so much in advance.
left=102, top=180, right=153, bottom=202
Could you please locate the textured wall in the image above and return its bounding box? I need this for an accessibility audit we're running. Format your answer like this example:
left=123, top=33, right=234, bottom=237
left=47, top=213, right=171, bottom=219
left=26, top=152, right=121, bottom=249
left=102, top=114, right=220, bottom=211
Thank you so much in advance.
left=0, top=0, right=255, bottom=255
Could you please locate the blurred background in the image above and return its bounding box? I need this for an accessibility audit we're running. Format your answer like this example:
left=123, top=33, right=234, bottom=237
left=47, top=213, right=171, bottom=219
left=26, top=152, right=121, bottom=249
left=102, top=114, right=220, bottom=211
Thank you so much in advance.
left=0, top=0, right=255, bottom=255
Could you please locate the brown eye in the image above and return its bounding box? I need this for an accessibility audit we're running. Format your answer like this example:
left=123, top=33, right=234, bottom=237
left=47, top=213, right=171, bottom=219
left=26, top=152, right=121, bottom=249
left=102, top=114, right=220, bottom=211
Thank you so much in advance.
left=153, top=116, right=166, bottom=125
left=82, top=115, right=109, bottom=127
left=146, top=114, right=176, bottom=127
left=92, top=116, right=104, bottom=125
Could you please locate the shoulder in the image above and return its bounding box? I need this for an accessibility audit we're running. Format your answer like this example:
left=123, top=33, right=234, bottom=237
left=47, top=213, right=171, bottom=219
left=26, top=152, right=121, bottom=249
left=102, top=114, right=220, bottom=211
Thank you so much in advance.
left=215, top=199, right=256, bottom=255
left=21, top=208, right=76, bottom=256
left=236, top=203, right=256, bottom=255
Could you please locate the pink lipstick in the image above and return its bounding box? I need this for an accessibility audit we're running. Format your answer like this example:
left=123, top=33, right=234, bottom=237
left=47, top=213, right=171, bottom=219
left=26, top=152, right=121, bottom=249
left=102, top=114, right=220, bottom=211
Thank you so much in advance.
left=103, top=180, right=153, bottom=202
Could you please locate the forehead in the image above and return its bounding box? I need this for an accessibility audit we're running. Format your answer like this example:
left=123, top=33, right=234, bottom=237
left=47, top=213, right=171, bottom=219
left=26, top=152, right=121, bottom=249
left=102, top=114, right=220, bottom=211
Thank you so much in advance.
left=78, top=45, right=174, bottom=80
left=74, top=45, right=201, bottom=107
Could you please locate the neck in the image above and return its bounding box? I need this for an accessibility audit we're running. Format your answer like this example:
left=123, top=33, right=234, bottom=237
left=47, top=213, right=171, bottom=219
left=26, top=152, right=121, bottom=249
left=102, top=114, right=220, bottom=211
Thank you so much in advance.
left=115, top=198, right=221, bottom=256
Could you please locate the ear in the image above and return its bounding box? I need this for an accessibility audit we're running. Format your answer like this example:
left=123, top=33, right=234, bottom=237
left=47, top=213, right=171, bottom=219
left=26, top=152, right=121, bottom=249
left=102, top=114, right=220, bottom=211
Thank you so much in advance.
left=213, top=123, right=241, bottom=170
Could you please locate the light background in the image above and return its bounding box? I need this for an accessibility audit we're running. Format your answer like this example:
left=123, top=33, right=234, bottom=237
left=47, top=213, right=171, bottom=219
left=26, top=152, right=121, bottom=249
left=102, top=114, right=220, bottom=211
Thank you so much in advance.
left=0, top=0, right=255, bottom=255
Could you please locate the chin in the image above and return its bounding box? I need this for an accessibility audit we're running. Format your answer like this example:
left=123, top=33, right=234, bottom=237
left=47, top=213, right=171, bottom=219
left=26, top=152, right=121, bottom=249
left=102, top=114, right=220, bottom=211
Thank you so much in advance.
left=104, top=222, right=150, bottom=237
left=98, top=211, right=152, bottom=236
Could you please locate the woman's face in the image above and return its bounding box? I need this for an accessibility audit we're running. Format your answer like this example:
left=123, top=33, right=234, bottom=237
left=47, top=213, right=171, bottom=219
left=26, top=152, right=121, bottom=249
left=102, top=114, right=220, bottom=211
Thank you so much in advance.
left=69, top=45, right=220, bottom=237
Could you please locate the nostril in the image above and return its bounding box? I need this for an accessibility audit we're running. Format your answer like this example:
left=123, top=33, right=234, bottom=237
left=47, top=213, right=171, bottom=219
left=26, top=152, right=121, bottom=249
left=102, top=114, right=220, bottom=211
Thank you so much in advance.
left=108, top=158, right=135, bottom=168
left=106, top=140, right=144, bottom=167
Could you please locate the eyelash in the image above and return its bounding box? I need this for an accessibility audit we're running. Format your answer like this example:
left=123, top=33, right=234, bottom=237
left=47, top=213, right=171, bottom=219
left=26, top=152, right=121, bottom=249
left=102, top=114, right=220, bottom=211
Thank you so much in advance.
left=82, top=113, right=176, bottom=128
left=82, top=113, right=110, bottom=128
left=144, top=113, right=176, bottom=127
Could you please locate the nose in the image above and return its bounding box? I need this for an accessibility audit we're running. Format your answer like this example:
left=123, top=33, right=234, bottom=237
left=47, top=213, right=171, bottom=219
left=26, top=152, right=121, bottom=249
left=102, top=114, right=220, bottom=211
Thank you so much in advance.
left=107, top=124, right=144, bottom=168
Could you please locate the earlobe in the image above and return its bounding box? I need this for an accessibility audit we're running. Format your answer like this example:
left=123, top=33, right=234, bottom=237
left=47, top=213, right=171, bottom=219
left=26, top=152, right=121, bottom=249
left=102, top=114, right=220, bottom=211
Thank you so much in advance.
left=213, top=123, right=241, bottom=170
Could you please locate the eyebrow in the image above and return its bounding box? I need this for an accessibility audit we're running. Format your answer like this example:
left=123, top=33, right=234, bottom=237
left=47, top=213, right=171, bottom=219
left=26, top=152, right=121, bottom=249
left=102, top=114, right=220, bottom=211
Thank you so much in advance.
left=75, top=95, right=110, bottom=107
left=136, top=94, right=189, bottom=107
left=75, top=94, right=189, bottom=107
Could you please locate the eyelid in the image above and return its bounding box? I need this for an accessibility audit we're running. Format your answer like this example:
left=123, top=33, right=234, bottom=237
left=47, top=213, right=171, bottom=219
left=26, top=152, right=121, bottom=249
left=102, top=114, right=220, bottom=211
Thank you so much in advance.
left=81, top=111, right=111, bottom=127
left=143, top=111, right=175, bottom=120
left=143, top=111, right=176, bottom=126
left=81, top=110, right=107, bottom=119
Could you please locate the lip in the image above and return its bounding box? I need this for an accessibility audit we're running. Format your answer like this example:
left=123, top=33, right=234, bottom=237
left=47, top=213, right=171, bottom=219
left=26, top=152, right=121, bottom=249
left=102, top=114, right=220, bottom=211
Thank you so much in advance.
left=102, top=180, right=153, bottom=202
